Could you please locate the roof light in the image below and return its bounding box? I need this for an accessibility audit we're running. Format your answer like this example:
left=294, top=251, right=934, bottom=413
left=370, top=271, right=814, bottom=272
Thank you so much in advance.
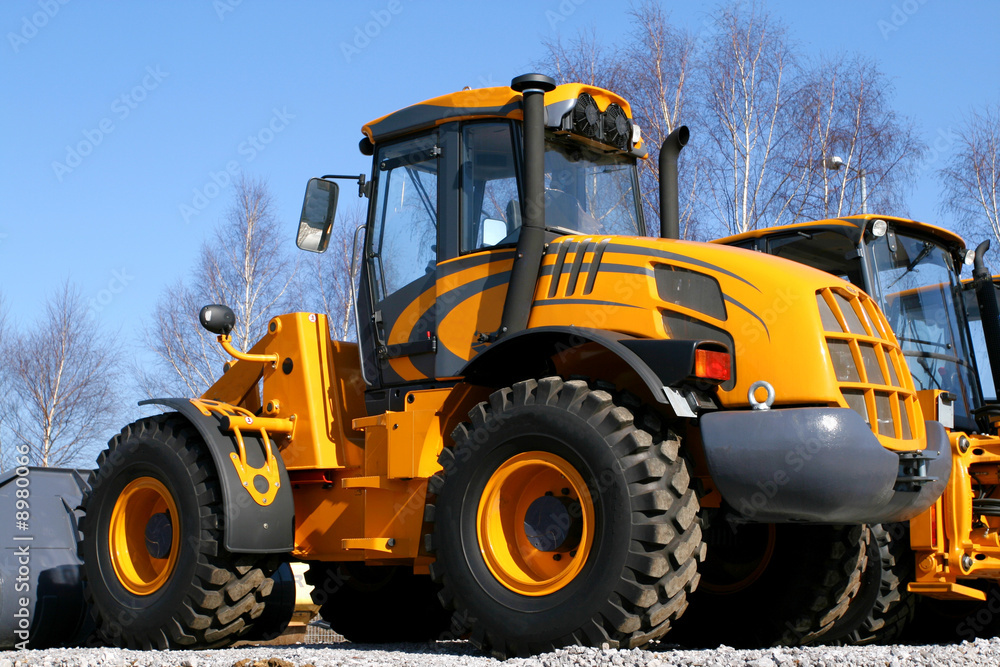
left=870, top=219, right=888, bottom=237
left=964, top=249, right=976, bottom=266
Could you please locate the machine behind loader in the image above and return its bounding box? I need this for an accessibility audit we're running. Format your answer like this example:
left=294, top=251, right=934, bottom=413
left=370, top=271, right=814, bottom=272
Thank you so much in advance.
left=78, top=76, right=950, bottom=656
left=716, top=215, right=1000, bottom=643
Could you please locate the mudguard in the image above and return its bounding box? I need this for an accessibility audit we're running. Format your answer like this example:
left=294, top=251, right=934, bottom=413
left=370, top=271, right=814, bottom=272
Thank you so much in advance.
left=460, top=326, right=725, bottom=413
left=140, top=398, right=294, bottom=553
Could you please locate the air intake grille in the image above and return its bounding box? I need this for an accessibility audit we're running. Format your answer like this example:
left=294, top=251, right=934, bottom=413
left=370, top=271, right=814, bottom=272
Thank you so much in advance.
left=817, top=287, right=920, bottom=443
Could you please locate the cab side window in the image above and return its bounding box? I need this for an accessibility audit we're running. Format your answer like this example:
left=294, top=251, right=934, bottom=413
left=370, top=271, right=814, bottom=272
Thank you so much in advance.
left=461, top=123, right=520, bottom=253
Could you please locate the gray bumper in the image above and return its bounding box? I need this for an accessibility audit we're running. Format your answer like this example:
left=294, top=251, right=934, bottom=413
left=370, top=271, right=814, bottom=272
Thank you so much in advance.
left=700, top=407, right=950, bottom=524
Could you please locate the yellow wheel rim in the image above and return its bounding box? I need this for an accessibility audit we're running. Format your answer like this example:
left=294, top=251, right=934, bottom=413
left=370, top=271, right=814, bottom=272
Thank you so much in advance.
left=109, top=477, right=180, bottom=596
left=477, top=451, right=595, bottom=596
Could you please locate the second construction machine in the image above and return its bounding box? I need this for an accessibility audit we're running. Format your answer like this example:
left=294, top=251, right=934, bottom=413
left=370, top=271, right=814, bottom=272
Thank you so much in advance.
left=78, top=75, right=950, bottom=655
left=718, top=215, right=1000, bottom=643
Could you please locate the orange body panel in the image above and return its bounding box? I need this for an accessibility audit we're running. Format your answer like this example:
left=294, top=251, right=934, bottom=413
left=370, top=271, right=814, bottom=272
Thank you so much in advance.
left=202, top=313, right=367, bottom=471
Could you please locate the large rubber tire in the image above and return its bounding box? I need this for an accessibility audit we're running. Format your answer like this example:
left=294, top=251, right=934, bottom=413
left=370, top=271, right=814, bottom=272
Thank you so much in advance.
left=427, top=377, right=704, bottom=658
left=80, top=415, right=279, bottom=649
left=674, top=519, right=866, bottom=648
left=305, top=563, right=452, bottom=643
left=823, top=523, right=916, bottom=645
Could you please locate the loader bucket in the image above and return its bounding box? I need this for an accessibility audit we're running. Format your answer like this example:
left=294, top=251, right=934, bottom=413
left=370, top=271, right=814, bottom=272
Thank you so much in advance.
left=0, top=467, right=93, bottom=649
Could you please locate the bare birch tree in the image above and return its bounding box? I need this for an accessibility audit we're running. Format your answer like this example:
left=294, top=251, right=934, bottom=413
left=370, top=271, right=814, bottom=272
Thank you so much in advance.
left=540, top=27, right=626, bottom=91
left=622, top=1, right=701, bottom=238
left=3, top=282, right=122, bottom=467
left=301, top=202, right=365, bottom=341
left=785, top=55, right=924, bottom=221
left=540, top=3, right=701, bottom=238
left=940, top=103, right=1000, bottom=244
left=695, top=0, right=802, bottom=235
left=141, top=175, right=298, bottom=397
left=0, top=293, right=9, bottom=468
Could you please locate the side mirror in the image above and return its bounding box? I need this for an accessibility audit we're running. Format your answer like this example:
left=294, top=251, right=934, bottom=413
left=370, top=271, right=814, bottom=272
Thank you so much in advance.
left=199, top=304, right=236, bottom=335
left=296, top=178, right=340, bottom=253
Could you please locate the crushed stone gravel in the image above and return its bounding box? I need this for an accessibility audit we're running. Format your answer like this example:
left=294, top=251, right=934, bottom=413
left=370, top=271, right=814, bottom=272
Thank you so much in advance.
left=6, top=638, right=1000, bottom=667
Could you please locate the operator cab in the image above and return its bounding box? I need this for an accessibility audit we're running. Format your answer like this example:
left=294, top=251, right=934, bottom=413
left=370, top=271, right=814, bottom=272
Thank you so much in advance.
left=718, top=216, right=987, bottom=432
left=297, top=82, right=647, bottom=411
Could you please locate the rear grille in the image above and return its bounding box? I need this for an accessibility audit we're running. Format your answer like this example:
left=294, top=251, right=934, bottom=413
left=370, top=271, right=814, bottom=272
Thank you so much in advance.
left=817, top=287, right=920, bottom=443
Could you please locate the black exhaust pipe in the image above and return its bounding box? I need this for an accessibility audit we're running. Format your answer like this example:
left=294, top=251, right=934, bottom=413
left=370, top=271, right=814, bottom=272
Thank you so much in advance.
left=497, top=73, right=556, bottom=339
left=659, top=126, right=689, bottom=240
left=973, top=239, right=1000, bottom=398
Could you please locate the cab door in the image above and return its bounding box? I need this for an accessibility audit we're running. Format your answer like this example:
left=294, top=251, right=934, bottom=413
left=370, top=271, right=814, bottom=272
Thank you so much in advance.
left=362, top=131, right=441, bottom=387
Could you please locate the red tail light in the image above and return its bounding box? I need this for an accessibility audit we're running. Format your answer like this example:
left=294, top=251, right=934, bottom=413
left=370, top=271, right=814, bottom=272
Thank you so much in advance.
left=694, top=349, right=731, bottom=382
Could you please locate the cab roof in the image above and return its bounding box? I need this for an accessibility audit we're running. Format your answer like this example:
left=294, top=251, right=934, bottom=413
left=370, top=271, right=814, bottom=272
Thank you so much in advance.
left=362, top=82, right=635, bottom=144
left=714, top=214, right=967, bottom=251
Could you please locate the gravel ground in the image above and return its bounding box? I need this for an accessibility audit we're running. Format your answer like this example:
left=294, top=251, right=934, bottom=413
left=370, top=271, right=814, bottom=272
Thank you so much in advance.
left=6, top=639, right=1000, bottom=667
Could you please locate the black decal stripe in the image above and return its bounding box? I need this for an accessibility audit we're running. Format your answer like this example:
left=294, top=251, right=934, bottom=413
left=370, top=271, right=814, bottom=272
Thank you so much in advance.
left=532, top=298, right=644, bottom=309
left=539, top=263, right=653, bottom=278
left=412, top=271, right=514, bottom=342
left=549, top=243, right=571, bottom=297
left=583, top=240, right=609, bottom=295
left=724, top=295, right=770, bottom=340
left=565, top=241, right=590, bottom=296
left=438, top=249, right=515, bottom=278
left=606, top=243, right=760, bottom=292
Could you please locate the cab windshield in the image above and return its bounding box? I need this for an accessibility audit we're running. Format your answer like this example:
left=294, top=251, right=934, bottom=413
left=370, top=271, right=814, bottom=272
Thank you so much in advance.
left=867, top=232, right=982, bottom=423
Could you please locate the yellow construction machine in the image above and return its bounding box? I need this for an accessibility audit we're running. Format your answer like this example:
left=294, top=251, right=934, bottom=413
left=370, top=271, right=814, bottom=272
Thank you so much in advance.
left=79, top=76, right=951, bottom=655
left=717, top=215, right=1000, bottom=643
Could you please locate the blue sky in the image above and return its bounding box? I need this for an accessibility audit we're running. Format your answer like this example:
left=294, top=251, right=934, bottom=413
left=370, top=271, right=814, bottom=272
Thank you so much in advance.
left=1, top=1, right=998, bottom=372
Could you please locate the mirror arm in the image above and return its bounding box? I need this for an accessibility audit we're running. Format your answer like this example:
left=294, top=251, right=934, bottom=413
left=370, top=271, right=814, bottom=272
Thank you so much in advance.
left=218, top=335, right=279, bottom=366
left=322, top=173, right=369, bottom=198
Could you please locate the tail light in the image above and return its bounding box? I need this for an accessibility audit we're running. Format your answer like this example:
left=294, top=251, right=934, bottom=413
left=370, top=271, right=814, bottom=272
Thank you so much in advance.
left=695, top=348, right=731, bottom=382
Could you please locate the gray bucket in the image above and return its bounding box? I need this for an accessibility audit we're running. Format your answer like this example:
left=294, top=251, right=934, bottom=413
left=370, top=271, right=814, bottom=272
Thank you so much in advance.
left=0, top=467, right=93, bottom=649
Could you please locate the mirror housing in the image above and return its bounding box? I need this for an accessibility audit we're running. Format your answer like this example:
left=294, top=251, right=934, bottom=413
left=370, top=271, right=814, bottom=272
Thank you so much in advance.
left=200, top=304, right=236, bottom=336
left=296, top=178, right=339, bottom=253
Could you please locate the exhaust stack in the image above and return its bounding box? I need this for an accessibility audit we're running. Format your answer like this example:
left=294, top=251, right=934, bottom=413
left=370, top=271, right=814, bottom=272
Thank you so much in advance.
left=659, top=126, right=689, bottom=240
left=973, top=239, right=1000, bottom=398
left=497, top=73, right=556, bottom=339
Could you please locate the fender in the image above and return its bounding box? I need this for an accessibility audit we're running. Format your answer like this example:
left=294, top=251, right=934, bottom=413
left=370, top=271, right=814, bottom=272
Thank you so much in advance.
left=460, top=326, right=727, bottom=414
left=140, top=398, right=294, bottom=553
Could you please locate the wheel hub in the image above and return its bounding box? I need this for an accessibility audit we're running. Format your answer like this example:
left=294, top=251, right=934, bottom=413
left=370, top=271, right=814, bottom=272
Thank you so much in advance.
left=145, top=512, right=173, bottom=559
left=523, top=495, right=582, bottom=552
left=109, top=477, right=181, bottom=596
left=477, top=451, right=595, bottom=596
